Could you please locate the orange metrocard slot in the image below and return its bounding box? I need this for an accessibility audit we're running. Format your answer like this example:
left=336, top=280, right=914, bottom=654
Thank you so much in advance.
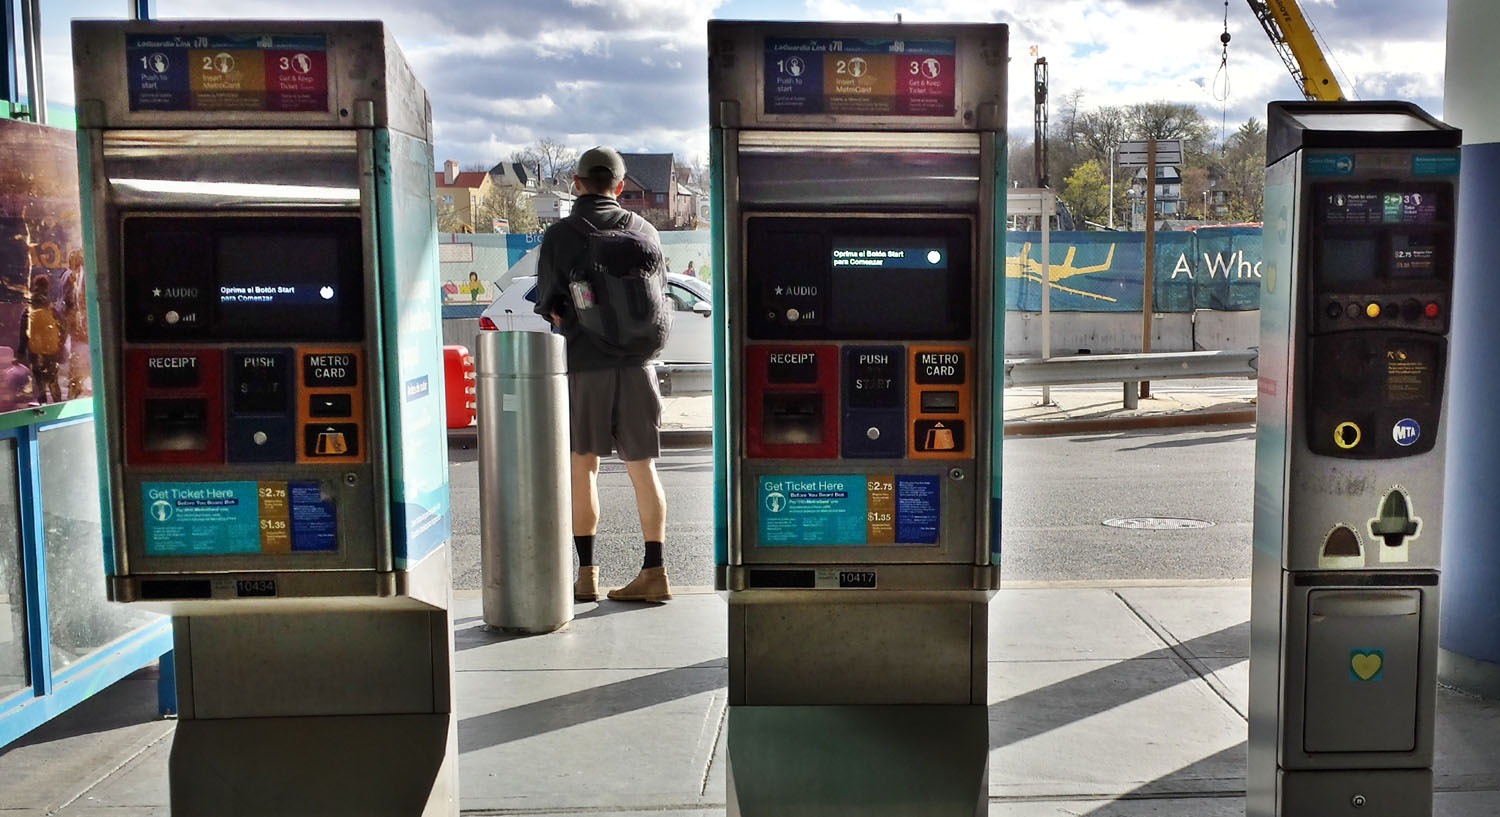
left=908, top=345, right=972, bottom=459
left=296, top=347, right=365, bottom=465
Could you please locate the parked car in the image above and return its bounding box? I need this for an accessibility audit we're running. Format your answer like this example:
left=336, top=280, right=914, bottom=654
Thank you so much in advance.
left=479, top=273, right=713, bottom=365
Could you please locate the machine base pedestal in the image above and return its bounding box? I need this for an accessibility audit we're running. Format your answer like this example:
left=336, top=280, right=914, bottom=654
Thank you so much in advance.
left=170, top=712, right=457, bottom=816
left=1275, top=769, right=1432, bottom=817
left=726, top=705, right=988, bottom=817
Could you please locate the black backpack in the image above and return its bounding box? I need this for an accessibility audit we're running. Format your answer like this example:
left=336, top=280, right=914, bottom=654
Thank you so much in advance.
left=562, top=212, right=672, bottom=358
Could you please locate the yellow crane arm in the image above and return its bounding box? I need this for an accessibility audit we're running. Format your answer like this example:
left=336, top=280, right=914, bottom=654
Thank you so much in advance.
left=1246, top=0, right=1344, bottom=101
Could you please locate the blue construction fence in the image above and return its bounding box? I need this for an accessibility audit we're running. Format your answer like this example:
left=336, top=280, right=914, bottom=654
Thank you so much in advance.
left=1007, top=227, right=1263, bottom=312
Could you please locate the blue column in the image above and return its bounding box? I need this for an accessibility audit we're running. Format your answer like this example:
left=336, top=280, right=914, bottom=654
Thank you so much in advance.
left=1439, top=0, right=1500, bottom=698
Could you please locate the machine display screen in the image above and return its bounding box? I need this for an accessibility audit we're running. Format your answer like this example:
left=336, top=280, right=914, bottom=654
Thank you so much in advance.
left=746, top=216, right=971, bottom=341
left=1317, top=237, right=1380, bottom=286
left=124, top=216, right=364, bottom=341
left=217, top=233, right=345, bottom=331
left=830, top=239, right=958, bottom=337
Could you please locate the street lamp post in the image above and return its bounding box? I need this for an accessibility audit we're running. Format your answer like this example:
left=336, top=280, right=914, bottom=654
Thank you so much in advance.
left=1108, top=145, right=1115, bottom=229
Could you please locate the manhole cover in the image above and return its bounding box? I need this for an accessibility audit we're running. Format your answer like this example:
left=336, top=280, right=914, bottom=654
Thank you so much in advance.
left=1102, top=517, right=1215, bottom=530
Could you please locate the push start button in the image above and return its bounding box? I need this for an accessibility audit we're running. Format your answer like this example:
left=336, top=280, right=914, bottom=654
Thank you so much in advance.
left=1334, top=421, right=1362, bottom=450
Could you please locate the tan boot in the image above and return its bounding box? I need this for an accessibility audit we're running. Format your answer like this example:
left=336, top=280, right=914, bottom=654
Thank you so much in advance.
left=574, top=565, right=600, bottom=602
left=606, top=566, right=672, bottom=602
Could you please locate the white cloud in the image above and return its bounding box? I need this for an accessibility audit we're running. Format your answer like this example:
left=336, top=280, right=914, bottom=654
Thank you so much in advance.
left=45, top=0, right=1445, bottom=167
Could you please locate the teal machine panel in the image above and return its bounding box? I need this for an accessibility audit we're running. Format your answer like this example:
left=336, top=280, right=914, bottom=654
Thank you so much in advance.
left=72, top=20, right=456, bottom=816
left=709, top=20, right=1005, bottom=816
left=1249, top=102, right=1460, bottom=817
left=74, top=20, right=449, bottom=610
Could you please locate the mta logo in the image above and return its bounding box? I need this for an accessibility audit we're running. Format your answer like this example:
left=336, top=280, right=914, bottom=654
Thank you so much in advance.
left=1393, top=419, right=1421, bottom=446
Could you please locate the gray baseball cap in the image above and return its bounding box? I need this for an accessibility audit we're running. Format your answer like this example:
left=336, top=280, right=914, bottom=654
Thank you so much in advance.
left=577, top=146, right=626, bottom=179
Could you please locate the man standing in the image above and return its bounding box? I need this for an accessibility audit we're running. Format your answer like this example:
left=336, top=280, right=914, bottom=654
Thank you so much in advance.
left=534, top=146, right=671, bottom=603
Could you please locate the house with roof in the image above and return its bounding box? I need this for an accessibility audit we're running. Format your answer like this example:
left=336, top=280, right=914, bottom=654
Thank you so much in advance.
left=617, top=153, right=684, bottom=227
left=531, top=190, right=575, bottom=225
left=1128, top=165, right=1183, bottom=230
left=435, top=159, right=494, bottom=230
left=487, top=161, right=535, bottom=192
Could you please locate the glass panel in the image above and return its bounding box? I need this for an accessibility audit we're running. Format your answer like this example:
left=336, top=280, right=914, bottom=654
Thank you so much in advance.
left=0, top=439, right=28, bottom=698
left=39, top=422, right=159, bottom=672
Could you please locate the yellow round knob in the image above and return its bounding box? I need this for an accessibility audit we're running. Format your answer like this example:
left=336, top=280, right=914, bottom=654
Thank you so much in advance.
left=1365, top=303, right=1381, bottom=318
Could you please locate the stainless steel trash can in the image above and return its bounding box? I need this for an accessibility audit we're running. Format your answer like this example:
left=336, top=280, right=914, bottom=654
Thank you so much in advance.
left=476, top=330, right=572, bottom=634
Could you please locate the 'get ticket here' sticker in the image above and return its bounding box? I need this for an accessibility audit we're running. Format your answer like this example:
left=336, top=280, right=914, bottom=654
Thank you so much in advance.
left=143, top=481, right=337, bottom=555
left=759, top=474, right=940, bottom=546
left=126, top=34, right=329, bottom=112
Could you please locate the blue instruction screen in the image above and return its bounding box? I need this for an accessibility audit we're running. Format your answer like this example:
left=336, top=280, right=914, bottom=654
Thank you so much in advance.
left=758, top=474, right=940, bottom=546
left=143, top=480, right=338, bottom=555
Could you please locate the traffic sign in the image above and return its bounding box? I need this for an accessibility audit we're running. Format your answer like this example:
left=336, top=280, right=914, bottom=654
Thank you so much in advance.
left=1117, top=139, right=1182, bottom=167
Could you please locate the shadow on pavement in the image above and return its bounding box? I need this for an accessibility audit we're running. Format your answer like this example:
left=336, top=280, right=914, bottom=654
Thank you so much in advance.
left=1081, top=742, right=1248, bottom=813
left=457, top=659, right=725, bottom=753
left=991, top=621, right=1249, bottom=751
left=0, top=666, right=168, bottom=753
left=1119, top=430, right=1256, bottom=451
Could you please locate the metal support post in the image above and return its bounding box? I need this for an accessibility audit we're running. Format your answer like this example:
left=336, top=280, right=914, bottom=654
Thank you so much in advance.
left=1040, top=188, right=1052, bottom=406
left=476, top=330, right=572, bottom=634
left=1140, top=139, right=1155, bottom=398
left=18, top=0, right=40, bottom=123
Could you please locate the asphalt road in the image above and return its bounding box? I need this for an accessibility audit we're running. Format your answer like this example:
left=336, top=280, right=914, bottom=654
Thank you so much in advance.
left=448, top=424, right=1256, bottom=591
left=1000, top=425, right=1255, bottom=582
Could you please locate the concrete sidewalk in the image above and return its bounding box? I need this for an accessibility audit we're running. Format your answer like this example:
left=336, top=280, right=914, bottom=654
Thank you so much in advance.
left=3, top=583, right=1497, bottom=815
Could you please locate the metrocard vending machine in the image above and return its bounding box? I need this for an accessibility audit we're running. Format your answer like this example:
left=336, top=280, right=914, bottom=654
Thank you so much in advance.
left=1250, top=102, right=1461, bottom=817
left=74, top=21, right=455, bottom=815
left=708, top=20, right=1006, bottom=814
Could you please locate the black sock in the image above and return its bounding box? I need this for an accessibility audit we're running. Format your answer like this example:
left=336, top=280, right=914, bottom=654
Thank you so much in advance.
left=643, top=541, right=663, bottom=569
left=575, top=535, right=595, bottom=567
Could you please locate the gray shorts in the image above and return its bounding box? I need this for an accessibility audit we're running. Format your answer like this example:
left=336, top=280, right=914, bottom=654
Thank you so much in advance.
left=568, top=365, right=661, bottom=461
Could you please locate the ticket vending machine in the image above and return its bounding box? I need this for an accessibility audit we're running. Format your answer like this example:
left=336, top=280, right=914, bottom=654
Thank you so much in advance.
left=73, top=21, right=455, bottom=815
left=708, top=20, right=1006, bottom=814
left=1250, top=102, right=1461, bottom=817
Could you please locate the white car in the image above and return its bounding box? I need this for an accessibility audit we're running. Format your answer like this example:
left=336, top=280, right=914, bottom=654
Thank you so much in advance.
left=479, top=273, right=714, bottom=365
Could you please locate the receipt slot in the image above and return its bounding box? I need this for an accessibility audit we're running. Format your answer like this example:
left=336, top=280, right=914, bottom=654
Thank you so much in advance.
left=74, top=21, right=455, bottom=815
left=709, top=21, right=1005, bottom=815
left=1250, top=102, right=1461, bottom=817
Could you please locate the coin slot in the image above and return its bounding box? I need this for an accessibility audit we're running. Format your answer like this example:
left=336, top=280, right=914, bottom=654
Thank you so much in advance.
left=1334, top=421, right=1361, bottom=450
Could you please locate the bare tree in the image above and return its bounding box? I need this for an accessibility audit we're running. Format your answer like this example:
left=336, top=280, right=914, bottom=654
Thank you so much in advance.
left=1125, top=101, right=1210, bottom=144
left=513, top=137, right=578, bottom=187
left=1073, top=105, right=1130, bottom=166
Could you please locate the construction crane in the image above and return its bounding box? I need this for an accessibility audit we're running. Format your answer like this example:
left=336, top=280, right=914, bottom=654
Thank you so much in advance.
left=1033, top=51, right=1048, bottom=188
left=1244, top=0, right=1344, bottom=101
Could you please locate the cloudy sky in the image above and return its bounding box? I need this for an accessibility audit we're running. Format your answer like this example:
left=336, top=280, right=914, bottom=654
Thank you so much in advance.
left=43, top=0, right=1447, bottom=168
